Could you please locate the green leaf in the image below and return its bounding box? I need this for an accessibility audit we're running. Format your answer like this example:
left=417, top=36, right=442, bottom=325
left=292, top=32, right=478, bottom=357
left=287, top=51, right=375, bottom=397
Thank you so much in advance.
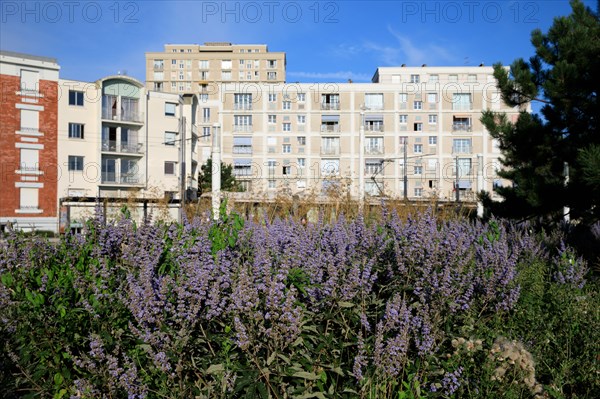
left=206, top=363, right=225, bottom=374
left=292, top=371, right=320, bottom=380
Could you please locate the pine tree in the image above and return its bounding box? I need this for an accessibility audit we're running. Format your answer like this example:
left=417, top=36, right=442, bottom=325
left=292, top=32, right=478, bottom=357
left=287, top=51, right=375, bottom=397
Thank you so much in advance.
left=481, top=0, right=600, bottom=224
left=198, top=158, right=242, bottom=196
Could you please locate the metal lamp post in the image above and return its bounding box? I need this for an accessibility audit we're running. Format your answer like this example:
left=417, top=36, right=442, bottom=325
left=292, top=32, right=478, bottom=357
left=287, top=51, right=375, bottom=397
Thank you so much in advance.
left=211, top=123, right=221, bottom=220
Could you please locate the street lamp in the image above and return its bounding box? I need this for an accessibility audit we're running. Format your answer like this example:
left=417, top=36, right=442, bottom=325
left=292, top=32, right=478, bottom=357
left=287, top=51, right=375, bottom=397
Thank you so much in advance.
left=211, top=123, right=221, bottom=220
left=358, top=104, right=367, bottom=209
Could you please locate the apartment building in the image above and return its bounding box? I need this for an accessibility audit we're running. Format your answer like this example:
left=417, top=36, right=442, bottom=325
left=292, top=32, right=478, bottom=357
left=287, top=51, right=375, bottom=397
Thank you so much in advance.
left=145, top=42, right=286, bottom=97
left=0, top=51, right=60, bottom=232
left=210, top=65, right=522, bottom=201
left=57, top=75, right=200, bottom=230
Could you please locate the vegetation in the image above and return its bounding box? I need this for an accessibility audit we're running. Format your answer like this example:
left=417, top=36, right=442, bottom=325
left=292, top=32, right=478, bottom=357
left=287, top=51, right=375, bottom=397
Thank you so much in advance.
left=480, top=0, right=600, bottom=225
left=198, top=158, right=243, bottom=196
left=1, top=206, right=598, bottom=398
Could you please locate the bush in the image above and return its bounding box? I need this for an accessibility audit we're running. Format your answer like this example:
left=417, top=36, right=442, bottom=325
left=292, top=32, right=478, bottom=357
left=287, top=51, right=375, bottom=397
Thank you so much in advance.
left=0, top=207, right=598, bottom=398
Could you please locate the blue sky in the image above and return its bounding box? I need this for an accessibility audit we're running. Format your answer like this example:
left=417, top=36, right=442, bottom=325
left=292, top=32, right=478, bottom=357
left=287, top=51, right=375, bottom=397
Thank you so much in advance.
left=1, top=0, right=594, bottom=84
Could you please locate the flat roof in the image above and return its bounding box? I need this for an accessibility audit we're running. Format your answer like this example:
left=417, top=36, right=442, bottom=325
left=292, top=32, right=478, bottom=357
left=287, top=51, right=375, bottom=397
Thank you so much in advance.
left=0, top=50, right=57, bottom=64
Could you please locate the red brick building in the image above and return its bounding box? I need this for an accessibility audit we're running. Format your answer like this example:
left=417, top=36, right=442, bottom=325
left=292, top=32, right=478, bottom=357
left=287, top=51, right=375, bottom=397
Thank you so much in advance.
left=0, top=51, right=60, bottom=233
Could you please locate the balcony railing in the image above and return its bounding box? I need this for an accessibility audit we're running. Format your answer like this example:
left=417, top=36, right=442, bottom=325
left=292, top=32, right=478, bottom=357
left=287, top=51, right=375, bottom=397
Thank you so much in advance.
left=365, top=146, right=384, bottom=155
left=452, top=123, right=472, bottom=132
left=233, top=146, right=252, bottom=154
left=321, top=147, right=340, bottom=156
left=320, top=124, right=340, bottom=133
left=120, top=143, right=144, bottom=154
left=452, top=103, right=473, bottom=111
left=19, top=126, right=40, bottom=134
left=153, top=64, right=164, bottom=71
left=365, top=124, right=384, bottom=132
left=102, top=141, right=144, bottom=154
left=233, top=125, right=253, bottom=132
left=321, top=103, right=340, bottom=110
left=102, top=140, right=117, bottom=152
left=101, top=172, right=141, bottom=184
left=102, top=109, right=143, bottom=123
left=234, top=103, right=253, bottom=110
left=452, top=146, right=472, bottom=154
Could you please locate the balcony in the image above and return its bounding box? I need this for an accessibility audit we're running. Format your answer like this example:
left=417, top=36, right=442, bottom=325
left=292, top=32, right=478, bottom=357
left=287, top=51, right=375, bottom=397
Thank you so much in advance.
left=321, top=124, right=340, bottom=133
left=233, top=125, right=253, bottom=133
left=452, top=146, right=472, bottom=155
left=233, top=145, right=252, bottom=154
left=153, top=64, right=164, bottom=71
left=365, top=146, right=384, bottom=155
left=365, top=124, right=384, bottom=132
left=102, top=141, right=144, bottom=155
left=101, top=172, right=142, bottom=185
left=102, top=109, right=144, bottom=123
left=234, top=103, right=253, bottom=110
left=452, top=123, right=472, bottom=132
left=321, top=103, right=340, bottom=111
left=321, top=147, right=340, bottom=156
left=452, top=103, right=473, bottom=111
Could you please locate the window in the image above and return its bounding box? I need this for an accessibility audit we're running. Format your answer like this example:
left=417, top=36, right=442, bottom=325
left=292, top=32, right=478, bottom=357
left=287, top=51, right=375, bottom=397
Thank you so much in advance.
left=453, top=139, right=472, bottom=154
left=427, top=93, right=438, bottom=103
left=283, top=123, right=291, bottom=132
left=268, top=115, right=277, bottom=124
left=165, top=102, right=177, bottom=116
left=282, top=144, right=291, bottom=153
left=298, top=158, right=306, bottom=168
left=268, top=93, right=277, bottom=102
left=239, top=59, right=245, bottom=65
left=365, top=93, right=384, bottom=110
left=427, top=159, right=437, bottom=171
left=199, top=60, right=209, bottom=69
left=414, top=187, right=423, bottom=197
left=283, top=101, right=291, bottom=110
left=428, top=115, right=437, bottom=124
left=298, top=93, right=306, bottom=102
left=233, top=137, right=253, bottom=154
left=164, top=131, right=177, bottom=146
left=164, top=161, right=176, bottom=175
left=452, top=93, right=472, bottom=110
left=414, top=165, right=423, bottom=175
left=17, top=187, right=39, bottom=212
left=399, top=93, right=408, bottom=103
left=20, top=149, right=39, bottom=171
left=68, top=155, right=84, bottom=171
left=171, top=59, right=176, bottom=64
left=234, top=93, right=252, bottom=110
left=268, top=60, right=277, bottom=68
left=410, top=74, right=420, bottom=83
left=429, top=74, right=439, bottom=83
left=365, top=137, right=384, bottom=154
left=413, top=101, right=422, bottom=110
left=268, top=180, right=276, bottom=189
left=449, top=74, right=458, bottom=82
left=203, top=107, right=210, bottom=122
left=399, top=115, right=408, bottom=124
left=414, top=144, right=423, bottom=153
left=221, top=71, right=232, bottom=80
left=365, top=159, right=384, bottom=175
left=297, top=136, right=306, bottom=145
left=321, top=159, right=340, bottom=176
left=321, top=137, right=340, bottom=155
left=69, top=90, right=84, bottom=106
left=297, top=115, right=306, bottom=124
left=414, top=123, right=423, bottom=131
left=467, top=74, right=477, bottom=82
left=321, top=94, right=340, bottom=110
left=267, top=72, right=277, bottom=80
left=20, top=69, right=39, bottom=92
left=68, top=123, right=84, bottom=139
left=428, top=136, right=437, bottom=145
left=19, top=109, right=38, bottom=131
left=221, top=60, right=232, bottom=69
left=456, top=158, right=472, bottom=177
left=234, top=115, right=252, bottom=131
left=233, top=159, right=252, bottom=177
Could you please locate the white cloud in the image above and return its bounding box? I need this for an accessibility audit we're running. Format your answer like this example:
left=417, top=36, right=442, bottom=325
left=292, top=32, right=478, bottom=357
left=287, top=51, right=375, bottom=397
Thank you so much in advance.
left=333, top=26, right=459, bottom=67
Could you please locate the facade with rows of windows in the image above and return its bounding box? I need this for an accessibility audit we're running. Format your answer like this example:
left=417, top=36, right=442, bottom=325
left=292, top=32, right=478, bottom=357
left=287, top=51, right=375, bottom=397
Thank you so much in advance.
left=192, top=65, right=522, bottom=200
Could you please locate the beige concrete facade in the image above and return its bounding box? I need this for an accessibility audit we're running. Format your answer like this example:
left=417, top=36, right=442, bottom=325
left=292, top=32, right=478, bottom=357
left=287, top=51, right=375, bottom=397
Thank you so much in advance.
left=145, top=42, right=286, bottom=97
left=204, top=65, right=523, bottom=201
